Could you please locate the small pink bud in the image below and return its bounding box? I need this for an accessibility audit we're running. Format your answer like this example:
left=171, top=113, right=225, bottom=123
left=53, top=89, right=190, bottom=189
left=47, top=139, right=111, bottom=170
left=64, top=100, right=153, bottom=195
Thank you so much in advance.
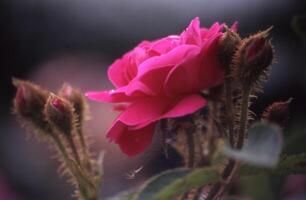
left=246, top=37, right=266, bottom=62
left=51, top=98, right=65, bottom=113
left=58, top=84, right=88, bottom=126
left=60, top=85, right=73, bottom=98
left=15, top=85, right=26, bottom=109
left=232, top=27, right=274, bottom=85
left=44, top=95, right=75, bottom=135
left=12, top=78, right=51, bottom=134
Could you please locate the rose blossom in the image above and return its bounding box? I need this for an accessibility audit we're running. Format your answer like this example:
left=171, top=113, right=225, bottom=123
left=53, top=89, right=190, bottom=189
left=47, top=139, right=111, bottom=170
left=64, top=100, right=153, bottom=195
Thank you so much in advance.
left=86, top=17, right=234, bottom=156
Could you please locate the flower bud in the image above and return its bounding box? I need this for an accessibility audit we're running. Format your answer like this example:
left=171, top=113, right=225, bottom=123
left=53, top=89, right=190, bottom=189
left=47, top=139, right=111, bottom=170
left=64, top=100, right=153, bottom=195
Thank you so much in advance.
left=232, top=27, right=274, bottom=86
left=218, top=28, right=241, bottom=71
left=58, top=84, right=88, bottom=127
left=261, top=98, right=292, bottom=127
left=12, top=78, right=51, bottom=134
left=44, top=94, right=76, bottom=135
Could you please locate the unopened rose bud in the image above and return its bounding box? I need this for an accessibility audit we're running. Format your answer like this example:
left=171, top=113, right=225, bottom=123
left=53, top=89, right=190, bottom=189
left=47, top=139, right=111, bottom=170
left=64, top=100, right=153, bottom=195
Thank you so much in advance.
left=15, top=84, right=26, bottom=109
left=218, top=28, right=241, bottom=71
left=261, top=98, right=292, bottom=127
left=12, top=78, right=51, bottom=134
left=58, top=84, right=88, bottom=127
left=44, top=94, right=76, bottom=135
left=232, top=27, right=274, bottom=86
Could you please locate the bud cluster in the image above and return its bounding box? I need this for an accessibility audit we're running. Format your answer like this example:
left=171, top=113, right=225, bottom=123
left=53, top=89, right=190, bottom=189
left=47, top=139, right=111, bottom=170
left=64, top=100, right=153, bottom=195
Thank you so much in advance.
left=12, top=79, right=100, bottom=200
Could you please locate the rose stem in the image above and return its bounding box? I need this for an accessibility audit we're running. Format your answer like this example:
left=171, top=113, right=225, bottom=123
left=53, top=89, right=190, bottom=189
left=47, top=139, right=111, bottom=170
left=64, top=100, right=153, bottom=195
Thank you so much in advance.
left=224, top=74, right=235, bottom=147
left=51, top=132, right=97, bottom=199
left=207, top=84, right=251, bottom=199
left=186, top=127, right=195, bottom=168
left=77, top=128, right=92, bottom=171
left=65, top=134, right=82, bottom=166
left=236, top=85, right=251, bottom=149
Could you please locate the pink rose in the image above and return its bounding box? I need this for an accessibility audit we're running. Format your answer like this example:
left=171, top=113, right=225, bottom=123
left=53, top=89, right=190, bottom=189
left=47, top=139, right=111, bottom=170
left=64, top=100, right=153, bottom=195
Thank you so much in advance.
left=86, top=17, right=230, bottom=156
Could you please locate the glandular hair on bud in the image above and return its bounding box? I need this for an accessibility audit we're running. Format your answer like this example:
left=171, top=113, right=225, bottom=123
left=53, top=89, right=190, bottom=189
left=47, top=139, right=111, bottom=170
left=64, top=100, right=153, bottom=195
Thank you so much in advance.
left=12, top=78, right=51, bottom=134
left=261, top=98, right=292, bottom=127
left=232, top=27, right=274, bottom=86
left=44, top=94, right=76, bottom=136
left=58, top=84, right=88, bottom=127
left=218, top=28, right=241, bottom=71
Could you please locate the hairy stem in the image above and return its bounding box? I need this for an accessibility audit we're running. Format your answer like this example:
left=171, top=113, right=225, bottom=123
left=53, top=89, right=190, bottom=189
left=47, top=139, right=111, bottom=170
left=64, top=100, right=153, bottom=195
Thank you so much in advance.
left=207, top=85, right=251, bottom=199
left=77, top=128, right=92, bottom=171
left=225, top=75, right=235, bottom=147
left=51, top=133, right=97, bottom=200
left=236, top=85, right=251, bottom=149
left=66, top=135, right=82, bottom=166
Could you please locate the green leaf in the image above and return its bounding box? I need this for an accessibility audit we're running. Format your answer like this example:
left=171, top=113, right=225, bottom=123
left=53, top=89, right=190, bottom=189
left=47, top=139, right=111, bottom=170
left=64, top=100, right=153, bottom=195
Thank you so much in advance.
left=153, top=167, right=219, bottom=200
left=239, top=153, right=306, bottom=176
left=240, top=175, right=274, bottom=200
left=135, top=168, right=191, bottom=200
left=224, top=122, right=283, bottom=167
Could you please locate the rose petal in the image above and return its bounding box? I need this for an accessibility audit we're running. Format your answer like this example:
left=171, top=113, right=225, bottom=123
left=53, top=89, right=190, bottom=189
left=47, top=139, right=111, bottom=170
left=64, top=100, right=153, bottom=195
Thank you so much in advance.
left=163, top=49, right=202, bottom=95
left=117, top=97, right=173, bottom=126
left=108, top=43, right=150, bottom=88
left=198, top=34, right=224, bottom=89
left=162, top=94, right=206, bottom=118
left=137, top=45, right=199, bottom=94
left=149, top=36, right=180, bottom=55
left=107, top=120, right=156, bottom=156
left=231, top=21, right=239, bottom=32
left=108, top=57, right=132, bottom=88
left=181, top=17, right=202, bottom=45
left=121, top=94, right=206, bottom=129
left=164, top=33, right=224, bottom=95
left=202, top=22, right=224, bottom=40
left=86, top=81, right=155, bottom=103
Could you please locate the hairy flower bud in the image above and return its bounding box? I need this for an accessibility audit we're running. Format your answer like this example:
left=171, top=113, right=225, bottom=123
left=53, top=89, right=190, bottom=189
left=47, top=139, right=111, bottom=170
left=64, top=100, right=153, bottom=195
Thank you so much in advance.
left=232, top=27, right=274, bottom=86
left=44, top=94, right=76, bottom=135
left=58, top=84, right=88, bottom=127
left=12, top=78, right=51, bottom=134
left=218, top=28, right=241, bottom=71
left=261, top=98, right=292, bottom=127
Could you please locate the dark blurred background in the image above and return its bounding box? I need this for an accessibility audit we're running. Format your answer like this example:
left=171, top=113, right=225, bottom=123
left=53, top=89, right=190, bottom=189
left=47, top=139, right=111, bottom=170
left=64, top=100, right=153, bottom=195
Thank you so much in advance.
left=1, top=0, right=306, bottom=199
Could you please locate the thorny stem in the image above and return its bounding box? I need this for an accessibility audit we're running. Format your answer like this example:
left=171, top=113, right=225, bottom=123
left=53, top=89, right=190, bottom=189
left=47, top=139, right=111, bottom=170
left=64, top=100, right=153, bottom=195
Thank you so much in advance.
left=207, top=84, right=251, bottom=199
left=236, top=85, right=251, bottom=149
left=224, top=75, right=235, bottom=147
